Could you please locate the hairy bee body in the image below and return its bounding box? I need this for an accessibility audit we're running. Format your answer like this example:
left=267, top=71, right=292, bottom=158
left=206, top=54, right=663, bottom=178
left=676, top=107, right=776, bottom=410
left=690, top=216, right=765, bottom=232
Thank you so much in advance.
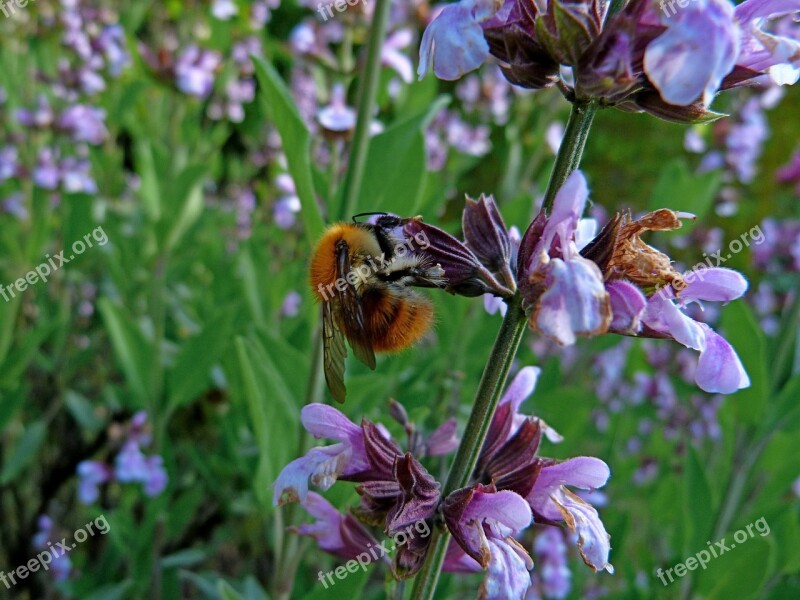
left=309, top=219, right=444, bottom=402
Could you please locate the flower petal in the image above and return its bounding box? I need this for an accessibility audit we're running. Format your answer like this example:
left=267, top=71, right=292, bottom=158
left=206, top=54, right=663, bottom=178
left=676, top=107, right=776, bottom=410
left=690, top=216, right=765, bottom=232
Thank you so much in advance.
left=644, top=0, right=739, bottom=106
left=643, top=293, right=705, bottom=350
left=480, top=537, right=534, bottom=600
left=272, top=444, right=351, bottom=505
left=463, top=488, right=534, bottom=534
left=295, top=492, right=380, bottom=560
left=607, top=280, right=647, bottom=334
left=696, top=324, right=750, bottom=393
left=418, top=2, right=492, bottom=81
left=500, top=366, right=541, bottom=412
left=534, top=257, right=611, bottom=345
left=426, top=418, right=461, bottom=456
left=680, top=267, right=748, bottom=302
left=552, top=488, right=614, bottom=573
left=544, top=171, right=590, bottom=255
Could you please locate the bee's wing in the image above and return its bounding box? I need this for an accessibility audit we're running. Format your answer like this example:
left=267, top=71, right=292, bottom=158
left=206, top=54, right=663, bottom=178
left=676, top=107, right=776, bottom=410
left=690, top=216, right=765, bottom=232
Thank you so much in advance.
left=322, top=299, right=348, bottom=403
left=335, top=240, right=377, bottom=371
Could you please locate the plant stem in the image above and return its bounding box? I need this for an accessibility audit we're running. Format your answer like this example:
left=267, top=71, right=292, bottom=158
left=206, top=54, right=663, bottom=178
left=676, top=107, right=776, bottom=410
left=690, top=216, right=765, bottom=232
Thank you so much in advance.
left=339, top=0, right=391, bottom=220
left=541, top=99, right=599, bottom=214
left=411, top=297, right=528, bottom=600
left=411, top=96, right=600, bottom=600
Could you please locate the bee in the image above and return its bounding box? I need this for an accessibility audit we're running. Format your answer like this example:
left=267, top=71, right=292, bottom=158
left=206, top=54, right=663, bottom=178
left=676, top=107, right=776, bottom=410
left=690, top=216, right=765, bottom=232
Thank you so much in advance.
left=309, top=214, right=446, bottom=403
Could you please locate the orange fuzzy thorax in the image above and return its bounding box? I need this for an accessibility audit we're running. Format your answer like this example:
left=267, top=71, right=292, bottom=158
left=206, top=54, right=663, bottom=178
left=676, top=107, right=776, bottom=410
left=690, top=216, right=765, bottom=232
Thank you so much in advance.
left=309, top=224, right=381, bottom=301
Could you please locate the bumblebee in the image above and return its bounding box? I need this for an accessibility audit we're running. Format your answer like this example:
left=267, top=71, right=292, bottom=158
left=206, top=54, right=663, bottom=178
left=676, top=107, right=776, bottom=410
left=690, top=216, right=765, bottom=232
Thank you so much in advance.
left=309, top=215, right=445, bottom=403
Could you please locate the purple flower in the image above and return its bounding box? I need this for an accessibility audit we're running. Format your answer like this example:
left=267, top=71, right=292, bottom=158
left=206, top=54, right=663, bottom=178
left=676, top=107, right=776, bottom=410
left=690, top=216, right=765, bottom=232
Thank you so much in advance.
left=317, top=84, right=357, bottom=133
left=418, top=0, right=497, bottom=80
left=98, top=25, right=131, bottom=76
left=281, top=290, right=302, bottom=317
left=34, top=148, right=61, bottom=190
left=60, top=157, right=98, bottom=194
left=77, top=460, right=112, bottom=504
left=644, top=0, right=740, bottom=107
left=115, top=436, right=168, bottom=497
left=383, top=29, right=415, bottom=83
left=273, top=174, right=301, bottom=229
left=641, top=270, right=750, bottom=393
left=32, top=516, right=73, bottom=582
left=2, top=193, right=27, bottom=220
left=527, top=457, right=613, bottom=573
left=272, top=404, right=372, bottom=505
left=175, top=46, right=221, bottom=98
left=423, top=418, right=460, bottom=456
left=468, top=366, right=611, bottom=575
left=606, top=280, right=647, bottom=335
left=0, top=146, right=18, bottom=182
left=725, top=97, right=769, bottom=184
left=212, top=0, right=239, bottom=20
left=142, top=455, right=168, bottom=496
left=529, top=526, right=572, bottom=599
left=777, top=149, right=800, bottom=194
left=16, top=95, right=55, bottom=128
left=443, top=484, right=534, bottom=600
left=730, top=0, right=800, bottom=86
left=293, top=492, right=381, bottom=560
left=518, top=171, right=611, bottom=345
left=115, top=441, right=151, bottom=482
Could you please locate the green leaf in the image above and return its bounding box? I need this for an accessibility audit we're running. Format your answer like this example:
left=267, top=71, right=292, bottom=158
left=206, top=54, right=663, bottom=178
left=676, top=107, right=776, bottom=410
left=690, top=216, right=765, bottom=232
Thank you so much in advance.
left=683, top=445, right=715, bottom=554
left=167, top=307, right=237, bottom=412
left=0, top=320, right=54, bottom=390
left=243, top=577, right=271, bottom=600
left=82, top=582, right=135, bottom=600
left=98, top=298, right=153, bottom=405
left=65, top=390, right=106, bottom=434
left=769, top=510, right=800, bottom=574
left=1, top=421, right=47, bottom=484
left=237, top=250, right=266, bottom=329
left=0, top=293, right=20, bottom=364
left=721, top=301, right=769, bottom=425
left=358, top=96, right=449, bottom=216
left=135, top=141, right=162, bottom=221
left=253, top=56, right=325, bottom=239
left=218, top=580, right=245, bottom=600
left=160, top=549, right=207, bottom=569
left=771, top=375, right=800, bottom=432
left=648, top=159, right=721, bottom=222
left=299, top=567, right=370, bottom=600
left=702, top=536, right=774, bottom=600
left=235, top=337, right=298, bottom=509
left=163, top=164, right=206, bottom=253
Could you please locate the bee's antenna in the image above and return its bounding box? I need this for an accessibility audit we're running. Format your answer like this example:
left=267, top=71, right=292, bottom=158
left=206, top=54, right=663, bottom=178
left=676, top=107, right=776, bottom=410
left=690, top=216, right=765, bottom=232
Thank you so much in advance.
left=351, top=211, right=388, bottom=223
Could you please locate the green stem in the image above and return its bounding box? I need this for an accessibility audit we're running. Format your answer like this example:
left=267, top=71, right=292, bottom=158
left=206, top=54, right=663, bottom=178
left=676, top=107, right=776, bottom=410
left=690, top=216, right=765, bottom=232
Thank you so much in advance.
left=411, top=96, right=600, bottom=600
left=411, top=297, right=528, bottom=600
left=339, top=0, right=391, bottom=220
left=541, top=99, right=599, bottom=214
